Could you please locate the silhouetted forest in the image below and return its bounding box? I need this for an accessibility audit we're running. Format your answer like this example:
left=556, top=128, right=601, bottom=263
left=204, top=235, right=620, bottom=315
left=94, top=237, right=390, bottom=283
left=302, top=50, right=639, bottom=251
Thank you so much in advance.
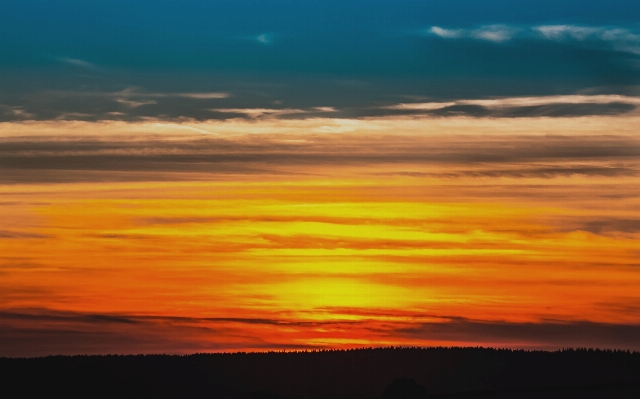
left=2, top=347, right=640, bottom=399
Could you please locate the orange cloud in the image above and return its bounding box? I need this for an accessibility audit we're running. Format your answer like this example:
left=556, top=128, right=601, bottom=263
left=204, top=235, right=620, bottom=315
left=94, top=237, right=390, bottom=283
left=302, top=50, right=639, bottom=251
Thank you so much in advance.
left=1, top=115, right=640, bottom=355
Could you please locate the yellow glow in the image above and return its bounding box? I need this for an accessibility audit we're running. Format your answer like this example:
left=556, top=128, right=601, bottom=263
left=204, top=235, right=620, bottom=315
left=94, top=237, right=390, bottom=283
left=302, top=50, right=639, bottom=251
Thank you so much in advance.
left=2, top=116, right=640, bottom=353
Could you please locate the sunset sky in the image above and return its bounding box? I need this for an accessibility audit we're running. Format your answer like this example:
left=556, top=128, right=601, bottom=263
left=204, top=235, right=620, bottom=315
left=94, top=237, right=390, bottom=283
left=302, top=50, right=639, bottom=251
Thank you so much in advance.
left=2, top=0, right=640, bottom=357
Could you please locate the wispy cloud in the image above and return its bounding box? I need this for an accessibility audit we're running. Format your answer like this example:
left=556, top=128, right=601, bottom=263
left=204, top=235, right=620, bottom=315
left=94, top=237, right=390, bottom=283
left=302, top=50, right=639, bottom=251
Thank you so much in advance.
left=0, top=106, right=34, bottom=120
left=533, top=25, right=640, bottom=55
left=458, top=94, right=640, bottom=107
left=115, top=98, right=157, bottom=108
left=429, top=25, right=520, bottom=43
left=383, top=94, right=640, bottom=117
left=534, top=25, right=601, bottom=41
left=256, top=33, right=273, bottom=44
left=174, top=92, right=230, bottom=99
left=236, top=33, right=277, bottom=45
left=470, top=25, right=520, bottom=43
left=428, top=24, right=640, bottom=55
left=2, top=90, right=639, bottom=122
left=112, top=88, right=230, bottom=100
left=7, top=88, right=232, bottom=119
left=428, top=27, right=464, bottom=39
left=55, top=56, right=97, bottom=69
left=208, top=108, right=306, bottom=118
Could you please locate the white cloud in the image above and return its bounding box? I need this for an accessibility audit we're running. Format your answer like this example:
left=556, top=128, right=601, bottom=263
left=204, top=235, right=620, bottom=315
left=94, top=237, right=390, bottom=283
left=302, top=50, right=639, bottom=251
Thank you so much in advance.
left=429, top=26, right=464, bottom=39
left=56, top=57, right=97, bottom=69
left=600, top=28, right=640, bottom=43
left=428, top=25, right=519, bottom=43
left=313, top=107, right=337, bottom=112
left=459, top=94, right=640, bottom=107
left=534, top=25, right=599, bottom=41
left=533, top=25, right=640, bottom=55
left=471, top=25, right=518, bottom=43
left=427, top=23, right=640, bottom=55
left=598, top=28, right=640, bottom=55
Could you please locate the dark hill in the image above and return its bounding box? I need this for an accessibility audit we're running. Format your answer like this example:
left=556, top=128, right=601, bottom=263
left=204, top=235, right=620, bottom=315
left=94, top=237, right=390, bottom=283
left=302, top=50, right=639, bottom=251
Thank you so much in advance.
left=2, top=347, right=640, bottom=399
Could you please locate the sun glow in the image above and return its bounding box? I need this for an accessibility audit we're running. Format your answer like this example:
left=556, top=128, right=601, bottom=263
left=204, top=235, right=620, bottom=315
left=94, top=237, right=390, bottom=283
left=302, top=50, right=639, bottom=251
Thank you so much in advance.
left=2, top=117, right=640, bottom=354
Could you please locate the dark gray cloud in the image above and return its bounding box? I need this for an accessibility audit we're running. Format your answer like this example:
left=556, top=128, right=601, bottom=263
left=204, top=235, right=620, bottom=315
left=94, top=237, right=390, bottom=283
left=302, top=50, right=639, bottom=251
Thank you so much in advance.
left=0, top=311, right=138, bottom=325
left=422, top=165, right=639, bottom=179
left=0, top=309, right=336, bottom=356
left=558, top=218, right=640, bottom=235
left=0, top=230, right=50, bottom=239
left=0, top=310, right=360, bottom=329
left=431, top=102, right=637, bottom=118
left=395, top=317, right=640, bottom=350
left=581, top=219, right=640, bottom=234
left=3, top=309, right=640, bottom=357
left=2, top=133, right=640, bottom=183
left=497, top=102, right=636, bottom=117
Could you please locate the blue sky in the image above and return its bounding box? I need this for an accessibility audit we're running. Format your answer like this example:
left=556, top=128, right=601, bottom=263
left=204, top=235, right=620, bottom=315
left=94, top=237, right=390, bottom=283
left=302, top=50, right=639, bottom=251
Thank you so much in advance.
left=1, top=0, right=639, bottom=120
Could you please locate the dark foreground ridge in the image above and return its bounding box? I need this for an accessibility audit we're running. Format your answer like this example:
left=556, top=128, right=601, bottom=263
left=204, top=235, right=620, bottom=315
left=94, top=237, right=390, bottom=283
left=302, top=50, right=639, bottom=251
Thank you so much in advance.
left=2, top=347, right=640, bottom=399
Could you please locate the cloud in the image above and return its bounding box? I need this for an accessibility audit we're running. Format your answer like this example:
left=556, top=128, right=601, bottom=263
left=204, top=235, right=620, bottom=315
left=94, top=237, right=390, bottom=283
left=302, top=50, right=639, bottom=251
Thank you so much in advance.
left=0, top=309, right=341, bottom=356
left=0, top=310, right=139, bottom=325
left=112, top=89, right=229, bottom=109
left=208, top=108, right=307, bottom=118
left=0, top=309, right=224, bottom=356
left=236, top=33, right=277, bottom=45
left=428, top=27, right=463, bottom=39
left=453, top=95, right=640, bottom=107
left=382, top=95, right=640, bottom=118
left=2, top=58, right=639, bottom=123
left=557, top=218, right=640, bottom=236
left=0, top=230, right=50, bottom=239
left=0, top=88, right=236, bottom=122
left=312, top=107, right=336, bottom=112
left=0, top=106, right=34, bottom=120
left=256, top=33, right=272, bottom=44
left=470, top=25, right=519, bottom=43
left=424, top=165, right=638, bottom=179
left=384, top=102, right=457, bottom=111
left=2, top=117, right=640, bottom=184
left=428, top=24, right=519, bottom=43
left=55, top=56, right=97, bottom=69
left=533, top=25, right=640, bottom=55
left=175, top=92, right=230, bottom=99
left=115, top=98, right=157, bottom=108
left=428, top=23, right=640, bottom=54
left=4, top=308, right=640, bottom=356
left=395, top=317, right=640, bottom=350
left=534, top=25, right=601, bottom=41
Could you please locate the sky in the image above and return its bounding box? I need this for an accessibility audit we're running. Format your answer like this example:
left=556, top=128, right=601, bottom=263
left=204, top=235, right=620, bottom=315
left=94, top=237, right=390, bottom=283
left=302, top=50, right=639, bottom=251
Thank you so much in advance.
left=1, top=0, right=640, bottom=357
